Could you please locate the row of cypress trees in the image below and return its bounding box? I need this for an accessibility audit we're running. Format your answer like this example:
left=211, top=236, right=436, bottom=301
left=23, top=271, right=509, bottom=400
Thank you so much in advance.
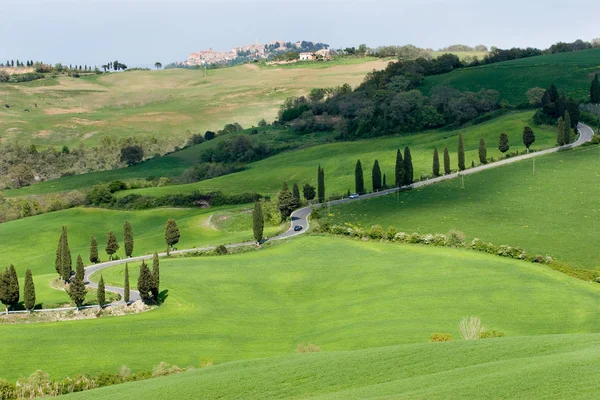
left=354, top=147, right=414, bottom=194
left=0, top=265, right=34, bottom=313
left=135, top=252, right=160, bottom=304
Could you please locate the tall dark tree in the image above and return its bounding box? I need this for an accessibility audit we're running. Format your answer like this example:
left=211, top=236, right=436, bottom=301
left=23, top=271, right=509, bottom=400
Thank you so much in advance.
left=382, top=173, right=387, bottom=188
left=557, top=117, right=566, bottom=146
left=303, top=183, right=316, bottom=201
left=137, top=261, right=154, bottom=304
left=564, top=112, right=572, bottom=144
left=443, top=147, right=451, bottom=175
left=395, top=149, right=405, bottom=187
left=105, top=231, right=120, bottom=260
left=253, top=201, right=264, bottom=243
left=151, top=252, right=160, bottom=300
left=97, top=275, right=106, bottom=308
left=124, top=221, right=134, bottom=258
left=522, top=126, right=536, bottom=151
left=457, top=133, right=466, bottom=171
left=591, top=73, right=600, bottom=104
left=55, top=230, right=63, bottom=275
left=75, top=254, right=85, bottom=281
left=548, top=84, right=559, bottom=103
left=68, top=272, right=86, bottom=309
left=478, top=138, right=487, bottom=164
left=556, top=93, right=566, bottom=119
left=24, top=269, right=36, bottom=312
left=0, top=265, right=19, bottom=314
left=60, top=226, right=72, bottom=282
left=317, top=165, right=325, bottom=203
left=292, top=183, right=301, bottom=208
left=89, top=236, right=99, bottom=263
left=432, top=148, right=440, bottom=176
left=165, top=219, right=180, bottom=254
left=372, top=160, right=382, bottom=192
left=123, top=263, right=130, bottom=303
left=498, top=132, right=510, bottom=154
left=355, top=160, right=365, bottom=194
left=565, top=97, right=581, bottom=127
left=278, top=181, right=295, bottom=219
left=403, top=147, right=413, bottom=185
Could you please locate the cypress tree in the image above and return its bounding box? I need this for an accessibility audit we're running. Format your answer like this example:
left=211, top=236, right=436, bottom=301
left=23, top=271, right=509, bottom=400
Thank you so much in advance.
left=403, top=147, right=413, bottom=185
left=556, top=93, right=566, bottom=119
left=591, top=73, right=600, bottom=104
left=0, top=265, right=19, bottom=314
left=68, top=272, right=86, bottom=309
left=317, top=165, right=325, bottom=203
left=394, top=149, right=405, bottom=187
left=557, top=117, right=566, bottom=146
left=75, top=255, right=85, bottom=281
left=151, top=251, right=160, bottom=300
left=382, top=173, right=387, bottom=189
left=457, top=133, right=465, bottom=171
left=443, top=147, right=451, bottom=175
left=97, top=275, right=106, bottom=308
left=478, top=138, right=487, bottom=164
left=24, top=269, right=35, bottom=312
left=548, top=84, right=559, bottom=103
left=564, top=111, right=572, bottom=144
left=522, top=126, right=536, bottom=151
left=278, top=181, right=295, bottom=220
left=253, top=201, right=264, bottom=243
left=55, top=229, right=64, bottom=275
left=372, top=160, right=382, bottom=192
left=165, top=219, right=181, bottom=254
left=90, top=236, right=99, bottom=263
left=498, top=132, right=510, bottom=154
left=137, top=261, right=154, bottom=304
left=291, top=183, right=301, bottom=209
left=124, top=263, right=130, bottom=303
left=432, top=148, right=440, bottom=176
left=60, top=226, right=72, bottom=282
left=105, top=231, right=120, bottom=260
left=566, top=97, right=581, bottom=127
left=124, top=221, right=134, bottom=258
left=355, top=160, right=365, bottom=194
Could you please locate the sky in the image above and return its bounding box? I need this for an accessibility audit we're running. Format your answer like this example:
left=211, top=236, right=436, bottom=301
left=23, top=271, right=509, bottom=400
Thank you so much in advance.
left=1, top=0, right=599, bottom=67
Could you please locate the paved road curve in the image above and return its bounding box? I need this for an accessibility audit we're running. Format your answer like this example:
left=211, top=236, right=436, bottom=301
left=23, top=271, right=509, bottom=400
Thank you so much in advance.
left=85, top=123, right=594, bottom=302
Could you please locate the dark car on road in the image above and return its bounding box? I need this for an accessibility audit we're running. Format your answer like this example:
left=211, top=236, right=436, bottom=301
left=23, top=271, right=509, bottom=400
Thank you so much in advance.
left=293, top=225, right=303, bottom=232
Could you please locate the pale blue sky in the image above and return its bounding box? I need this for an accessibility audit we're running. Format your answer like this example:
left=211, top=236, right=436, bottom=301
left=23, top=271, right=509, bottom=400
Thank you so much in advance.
left=1, top=0, right=599, bottom=67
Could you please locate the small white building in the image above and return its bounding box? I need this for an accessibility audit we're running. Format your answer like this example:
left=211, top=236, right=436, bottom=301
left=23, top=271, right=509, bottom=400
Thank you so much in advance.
left=299, top=52, right=315, bottom=61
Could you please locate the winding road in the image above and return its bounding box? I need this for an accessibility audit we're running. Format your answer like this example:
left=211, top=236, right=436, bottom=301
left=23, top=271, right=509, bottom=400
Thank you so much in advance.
left=85, top=123, right=594, bottom=303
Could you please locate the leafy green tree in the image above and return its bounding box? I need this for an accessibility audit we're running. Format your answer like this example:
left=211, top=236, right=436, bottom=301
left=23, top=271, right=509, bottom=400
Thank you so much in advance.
left=291, top=183, right=301, bottom=209
left=403, top=147, right=413, bottom=185
left=0, top=265, right=19, bottom=314
left=120, top=145, right=144, bottom=166
left=443, top=147, right=451, bottom=175
left=137, top=261, right=154, bottom=304
left=165, top=219, right=180, bottom=254
left=498, top=132, right=509, bottom=154
left=591, top=73, right=600, bottom=104
left=152, top=251, right=160, bottom=300
left=432, top=148, right=440, bottom=176
left=278, top=181, right=295, bottom=219
left=355, top=160, right=365, bottom=194
left=89, top=236, right=99, bottom=263
left=564, top=111, right=572, bottom=144
left=253, top=201, right=264, bottom=243
left=478, top=138, right=487, bottom=164
left=522, top=126, right=535, bottom=151
left=317, top=165, right=325, bottom=203
left=24, top=269, right=35, bottom=312
left=154, top=62, right=162, bottom=69
left=124, top=221, right=134, bottom=258
left=97, top=275, right=106, bottom=307
left=124, top=263, right=130, bottom=303
left=372, top=160, right=382, bottom=192
left=395, top=149, right=405, bottom=187
left=105, top=231, right=120, bottom=260
left=457, top=133, right=465, bottom=171
left=557, top=117, right=566, bottom=146
left=303, top=183, right=316, bottom=201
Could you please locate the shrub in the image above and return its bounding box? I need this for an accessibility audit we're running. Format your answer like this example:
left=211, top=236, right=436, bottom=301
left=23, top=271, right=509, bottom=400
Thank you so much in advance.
left=447, top=229, right=466, bottom=247
left=369, top=224, right=384, bottom=239
left=459, top=316, right=484, bottom=340
left=0, top=378, right=16, bottom=399
left=431, top=233, right=448, bottom=246
left=393, top=232, right=409, bottom=242
left=471, top=238, right=498, bottom=254
left=386, top=226, right=398, bottom=240
left=108, top=180, right=127, bottom=193
left=199, top=358, right=213, bottom=368
left=215, top=245, right=228, bottom=255
left=429, top=333, right=452, bottom=342
left=296, top=343, right=321, bottom=353
left=408, top=232, right=423, bottom=244
left=480, top=330, right=505, bottom=339
left=151, top=362, right=183, bottom=377
left=497, top=245, right=526, bottom=259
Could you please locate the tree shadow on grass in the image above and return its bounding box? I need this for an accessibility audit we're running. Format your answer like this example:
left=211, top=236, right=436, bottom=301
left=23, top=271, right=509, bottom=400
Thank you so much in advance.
left=157, top=289, right=169, bottom=305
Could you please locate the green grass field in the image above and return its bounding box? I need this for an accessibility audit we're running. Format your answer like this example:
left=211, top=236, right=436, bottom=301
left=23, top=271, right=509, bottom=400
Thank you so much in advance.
left=1, top=236, right=599, bottom=381
left=114, top=111, right=558, bottom=198
left=65, top=333, right=600, bottom=399
left=325, top=145, right=600, bottom=269
left=422, top=48, right=600, bottom=104
left=0, top=59, right=389, bottom=148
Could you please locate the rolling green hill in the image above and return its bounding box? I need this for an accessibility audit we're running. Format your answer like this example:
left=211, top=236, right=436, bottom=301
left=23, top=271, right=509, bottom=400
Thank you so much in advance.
left=421, top=48, right=600, bottom=104
left=65, top=333, right=600, bottom=399
left=1, top=236, right=599, bottom=381
left=325, top=145, right=600, bottom=269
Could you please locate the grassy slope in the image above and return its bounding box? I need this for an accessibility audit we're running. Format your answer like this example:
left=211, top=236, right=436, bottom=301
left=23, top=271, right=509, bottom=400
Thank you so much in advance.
left=1, top=236, right=599, bottom=380
left=119, top=111, right=557, bottom=198
left=421, top=48, right=600, bottom=104
left=0, top=59, right=389, bottom=147
left=66, top=334, right=600, bottom=400
left=325, top=145, right=600, bottom=269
